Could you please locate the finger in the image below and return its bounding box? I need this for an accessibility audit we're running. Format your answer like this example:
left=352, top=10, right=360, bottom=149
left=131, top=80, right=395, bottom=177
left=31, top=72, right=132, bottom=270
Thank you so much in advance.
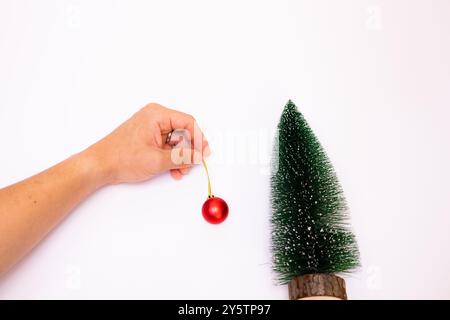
left=158, top=109, right=209, bottom=153
left=203, top=143, right=211, bottom=157
left=165, top=131, right=210, bottom=164
left=170, top=169, right=183, bottom=180
left=160, top=148, right=202, bottom=171
left=149, top=122, right=164, bottom=148
left=179, top=167, right=191, bottom=175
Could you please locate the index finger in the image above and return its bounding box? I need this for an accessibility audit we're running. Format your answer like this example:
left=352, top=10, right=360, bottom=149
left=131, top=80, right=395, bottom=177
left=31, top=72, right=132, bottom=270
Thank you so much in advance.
left=158, top=108, right=209, bottom=153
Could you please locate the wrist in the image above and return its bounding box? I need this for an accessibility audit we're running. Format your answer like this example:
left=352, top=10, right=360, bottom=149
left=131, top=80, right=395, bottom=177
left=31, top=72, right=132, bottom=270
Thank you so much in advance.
left=75, top=147, right=115, bottom=188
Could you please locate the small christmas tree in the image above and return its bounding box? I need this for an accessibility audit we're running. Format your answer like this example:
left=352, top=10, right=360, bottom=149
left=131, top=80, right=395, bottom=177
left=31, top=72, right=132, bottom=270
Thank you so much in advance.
left=271, top=100, right=359, bottom=299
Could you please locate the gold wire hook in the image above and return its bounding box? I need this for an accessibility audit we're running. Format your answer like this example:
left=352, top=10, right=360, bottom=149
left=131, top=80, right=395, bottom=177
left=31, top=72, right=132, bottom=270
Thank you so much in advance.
left=167, top=130, right=212, bottom=198
left=202, top=158, right=213, bottom=198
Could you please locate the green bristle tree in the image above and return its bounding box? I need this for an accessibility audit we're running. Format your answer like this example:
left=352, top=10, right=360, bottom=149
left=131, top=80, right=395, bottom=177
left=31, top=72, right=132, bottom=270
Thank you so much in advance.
left=271, top=100, right=359, bottom=288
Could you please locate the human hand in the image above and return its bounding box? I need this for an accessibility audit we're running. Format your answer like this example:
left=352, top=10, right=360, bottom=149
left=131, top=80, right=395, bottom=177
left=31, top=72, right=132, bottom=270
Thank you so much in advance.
left=84, top=103, right=209, bottom=185
left=0, top=103, right=208, bottom=276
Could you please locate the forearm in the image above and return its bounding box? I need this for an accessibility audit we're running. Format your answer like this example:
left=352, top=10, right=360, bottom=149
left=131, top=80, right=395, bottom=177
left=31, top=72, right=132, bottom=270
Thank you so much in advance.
left=0, top=149, right=108, bottom=276
left=0, top=103, right=206, bottom=278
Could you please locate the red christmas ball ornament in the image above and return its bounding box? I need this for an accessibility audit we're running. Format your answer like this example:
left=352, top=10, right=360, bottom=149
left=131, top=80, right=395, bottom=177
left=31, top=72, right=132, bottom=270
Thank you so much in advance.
left=202, top=196, right=229, bottom=224
left=165, top=131, right=229, bottom=224
left=201, top=159, right=229, bottom=224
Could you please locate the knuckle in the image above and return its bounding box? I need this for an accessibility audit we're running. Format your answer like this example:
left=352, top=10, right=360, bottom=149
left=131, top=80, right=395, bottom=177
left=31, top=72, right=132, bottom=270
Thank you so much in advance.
left=144, top=102, right=162, bottom=112
left=186, top=114, right=196, bottom=122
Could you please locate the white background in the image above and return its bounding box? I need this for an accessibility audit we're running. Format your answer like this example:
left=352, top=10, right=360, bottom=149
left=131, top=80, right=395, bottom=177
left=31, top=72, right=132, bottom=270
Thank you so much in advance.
left=0, top=0, right=449, bottom=299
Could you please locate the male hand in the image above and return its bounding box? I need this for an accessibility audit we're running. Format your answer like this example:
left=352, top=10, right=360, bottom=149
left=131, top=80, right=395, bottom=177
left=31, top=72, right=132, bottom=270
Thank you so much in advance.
left=85, top=103, right=209, bottom=185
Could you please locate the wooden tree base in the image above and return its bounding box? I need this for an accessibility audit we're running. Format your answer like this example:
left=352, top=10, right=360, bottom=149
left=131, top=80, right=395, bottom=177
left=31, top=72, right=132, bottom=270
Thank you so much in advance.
left=288, top=274, right=347, bottom=300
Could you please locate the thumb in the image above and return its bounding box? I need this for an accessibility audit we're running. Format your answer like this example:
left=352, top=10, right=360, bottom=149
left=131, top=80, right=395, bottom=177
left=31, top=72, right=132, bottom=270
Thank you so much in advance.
left=160, top=147, right=203, bottom=170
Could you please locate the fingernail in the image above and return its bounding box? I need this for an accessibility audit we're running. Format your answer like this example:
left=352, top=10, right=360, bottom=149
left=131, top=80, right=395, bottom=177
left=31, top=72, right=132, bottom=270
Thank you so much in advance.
left=193, top=150, right=203, bottom=164
left=180, top=167, right=191, bottom=175
left=203, top=146, right=211, bottom=158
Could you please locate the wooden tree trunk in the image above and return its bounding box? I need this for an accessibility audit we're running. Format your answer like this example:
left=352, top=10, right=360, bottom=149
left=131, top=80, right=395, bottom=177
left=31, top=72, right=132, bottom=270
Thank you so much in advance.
left=288, top=274, right=347, bottom=300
